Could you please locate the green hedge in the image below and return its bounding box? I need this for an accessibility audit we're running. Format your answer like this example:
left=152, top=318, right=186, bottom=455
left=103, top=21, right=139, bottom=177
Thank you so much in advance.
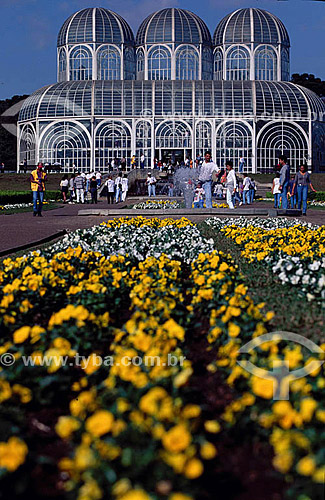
left=308, top=191, right=325, bottom=202
left=265, top=190, right=325, bottom=201
left=0, top=190, right=60, bottom=205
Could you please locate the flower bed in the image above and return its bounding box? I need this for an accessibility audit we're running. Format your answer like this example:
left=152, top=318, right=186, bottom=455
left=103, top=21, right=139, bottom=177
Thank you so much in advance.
left=46, top=217, right=214, bottom=264
left=0, top=201, right=55, bottom=210
left=132, top=200, right=181, bottom=210
left=205, top=217, right=325, bottom=300
left=0, top=217, right=324, bottom=500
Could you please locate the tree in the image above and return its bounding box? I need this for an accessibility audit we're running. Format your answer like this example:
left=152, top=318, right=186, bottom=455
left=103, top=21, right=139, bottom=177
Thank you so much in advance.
left=0, top=95, right=29, bottom=170
left=291, top=73, right=325, bottom=98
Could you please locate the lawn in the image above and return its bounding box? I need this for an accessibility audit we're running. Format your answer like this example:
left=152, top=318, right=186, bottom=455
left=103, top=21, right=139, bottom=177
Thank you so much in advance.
left=0, top=173, right=63, bottom=192
left=0, top=216, right=323, bottom=500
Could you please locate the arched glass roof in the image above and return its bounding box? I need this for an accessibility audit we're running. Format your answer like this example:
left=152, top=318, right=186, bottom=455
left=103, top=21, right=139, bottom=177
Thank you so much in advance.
left=136, top=8, right=212, bottom=46
left=214, top=8, right=290, bottom=47
left=57, top=7, right=134, bottom=47
left=19, top=81, right=325, bottom=122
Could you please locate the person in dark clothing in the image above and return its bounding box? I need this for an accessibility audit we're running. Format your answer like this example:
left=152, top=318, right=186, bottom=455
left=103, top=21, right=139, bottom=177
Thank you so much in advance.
left=90, top=176, right=98, bottom=204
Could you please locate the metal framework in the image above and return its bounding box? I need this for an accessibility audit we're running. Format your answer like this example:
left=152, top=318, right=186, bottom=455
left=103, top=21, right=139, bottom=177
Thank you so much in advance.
left=16, top=7, right=325, bottom=172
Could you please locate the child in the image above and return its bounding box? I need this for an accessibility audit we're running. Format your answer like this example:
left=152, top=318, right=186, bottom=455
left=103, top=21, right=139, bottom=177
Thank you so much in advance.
left=272, top=172, right=281, bottom=209
left=194, top=182, right=205, bottom=208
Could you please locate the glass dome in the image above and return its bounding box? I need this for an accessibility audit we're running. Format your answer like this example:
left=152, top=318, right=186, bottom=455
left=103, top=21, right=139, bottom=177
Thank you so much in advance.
left=136, top=8, right=211, bottom=45
left=57, top=7, right=134, bottom=47
left=214, top=8, right=290, bottom=47
left=19, top=81, right=325, bottom=122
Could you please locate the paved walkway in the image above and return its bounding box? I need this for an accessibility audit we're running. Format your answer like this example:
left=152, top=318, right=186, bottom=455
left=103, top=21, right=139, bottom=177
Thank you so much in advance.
left=0, top=200, right=324, bottom=255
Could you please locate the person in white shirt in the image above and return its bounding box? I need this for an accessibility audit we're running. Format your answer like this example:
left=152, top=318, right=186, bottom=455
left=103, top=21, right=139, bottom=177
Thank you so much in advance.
left=146, top=173, right=156, bottom=197
left=115, top=174, right=123, bottom=203
left=95, top=171, right=102, bottom=187
left=225, top=160, right=237, bottom=210
left=140, top=154, right=145, bottom=169
left=242, top=173, right=251, bottom=205
left=194, top=183, right=205, bottom=208
left=272, top=172, right=281, bottom=209
left=121, top=174, right=128, bottom=201
left=198, top=151, right=220, bottom=209
left=105, top=175, right=115, bottom=204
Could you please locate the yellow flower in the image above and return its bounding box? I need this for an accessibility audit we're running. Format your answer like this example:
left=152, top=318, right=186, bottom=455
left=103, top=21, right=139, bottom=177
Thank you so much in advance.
left=13, top=326, right=30, bottom=344
left=55, top=416, right=81, bottom=439
left=120, top=490, right=152, bottom=500
left=251, top=377, right=274, bottom=399
left=74, top=445, right=96, bottom=470
left=296, top=456, right=316, bottom=476
left=181, top=404, right=201, bottom=419
left=173, top=368, right=193, bottom=388
left=78, top=479, right=102, bottom=500
left=228, top=323, right=240, bottom=338
left=162, top=425, right=191, bottom=453
left=85, top=410, right=114, bottom=437
left=300, top=398, right=317, bottom=422
left=12, top=384, right=32, bottom=403
left=316, top=409, right=325, bottom=423
left=81, top=353, right=102, bottom=375
left=169, top=495, right=193, bottom=500
left=0, top=437, right=28, bottom=471
left=204, top=420, right=221, bottom=433
left=272, top=451, right=293, bottom=473
left=112, top=479, right=132, bottom=497
left=313, top=467, right=325, bottom=483
left=200, top=442, right=217, bottom=459
left=183, top=458, right=204, bottom=479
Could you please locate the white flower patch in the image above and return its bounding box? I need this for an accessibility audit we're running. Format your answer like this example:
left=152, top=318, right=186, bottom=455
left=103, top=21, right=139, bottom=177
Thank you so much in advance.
left=43, top=222, right=214, bottom=264
left=205, top=217, right=324, bottom=301
left=132, top=200, right=180, bottom=210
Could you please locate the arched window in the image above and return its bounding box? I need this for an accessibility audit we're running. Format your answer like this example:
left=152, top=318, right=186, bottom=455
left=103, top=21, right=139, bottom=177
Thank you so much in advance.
left=69, top=46, right=92, bottom=81
left=281, top=48, right=290, bottom=82
left=97, top=46, right=121, bottom=80
left=58, top=49, right=67, bottom=82
left=124, top=46, right=136, bottom=80
left=226, top=46, right=250, bottom=81
left=202, top=47, right=213, bottom=80
left=137, top=48, right=145, bottom=78
left=214, top=49, right=223, bottom=80
left=257, top=122, right=308, bottom=172
left=136, top=121, right=152, bottom=167
left=20, top=124, right=36, bottom=164
left=196, top=121, right=212, bottom=157
left=95, top=121, right=131, bottom=169
left=148, top=46, right=171, bottom=80
left=175, top=45, right=199, bottom=80
left=255, top=46, right=277, bottom=81
left=39, top=122, right=91, bottom=172
left=216, top=121, right=252, bottom=171
left=156, top=121, right=192, bottom=149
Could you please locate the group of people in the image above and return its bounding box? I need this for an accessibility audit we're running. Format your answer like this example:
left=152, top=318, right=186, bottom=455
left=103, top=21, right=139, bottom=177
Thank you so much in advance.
left=272, top=156, right=316, bottom=215
left=186, top=152, right=255, bottom=210
left=60, top=171, right=103, bottom=204
left=60, top=171, right=129, bottom=205
left=105, top=174, right=129, bottom=203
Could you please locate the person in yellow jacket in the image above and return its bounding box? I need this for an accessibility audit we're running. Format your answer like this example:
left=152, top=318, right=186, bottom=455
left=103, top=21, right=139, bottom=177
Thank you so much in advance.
left=30, top=162, right=47, bottom=216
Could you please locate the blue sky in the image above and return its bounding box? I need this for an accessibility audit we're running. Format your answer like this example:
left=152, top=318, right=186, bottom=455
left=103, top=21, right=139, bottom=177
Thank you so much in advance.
left=0, top=0, right=324, bottom=99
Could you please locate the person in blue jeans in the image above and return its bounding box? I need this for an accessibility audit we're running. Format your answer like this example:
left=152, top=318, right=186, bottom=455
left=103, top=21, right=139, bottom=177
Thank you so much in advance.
left=278, top=155, right=290, bottom=210
left=288, top=175, right=297, bottom=208
left=291, top=164, right=317, bottom=215
left=30, top=163, right=47, bottom=216
left=193, top=183, right=205, bottom=208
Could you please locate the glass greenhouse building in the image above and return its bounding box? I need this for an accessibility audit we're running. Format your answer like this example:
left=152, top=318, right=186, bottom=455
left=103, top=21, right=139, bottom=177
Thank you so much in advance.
left=18, top=7, right=325, bottom=172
